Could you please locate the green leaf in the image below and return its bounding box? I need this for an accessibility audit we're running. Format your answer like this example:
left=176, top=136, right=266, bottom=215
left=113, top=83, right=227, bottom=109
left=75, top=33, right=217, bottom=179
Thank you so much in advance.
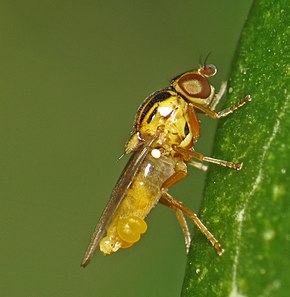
left=181, top=1, right=289, bottom=296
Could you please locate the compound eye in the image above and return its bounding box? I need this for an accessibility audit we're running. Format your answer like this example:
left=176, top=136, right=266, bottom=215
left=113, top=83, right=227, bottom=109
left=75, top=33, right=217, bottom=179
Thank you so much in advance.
left=175, top=73, right=211, bottom=99
left=199, top=64, right=217, bottom=77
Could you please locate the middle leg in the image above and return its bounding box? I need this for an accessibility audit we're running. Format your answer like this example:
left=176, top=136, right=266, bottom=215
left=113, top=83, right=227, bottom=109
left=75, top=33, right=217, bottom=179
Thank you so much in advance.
left=173, top=145, right=243, bottom=170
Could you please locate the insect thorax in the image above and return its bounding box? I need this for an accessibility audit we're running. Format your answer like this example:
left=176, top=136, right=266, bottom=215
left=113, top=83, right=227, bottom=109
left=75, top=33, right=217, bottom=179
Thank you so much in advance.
left=125, top=89, right=197, bottom=155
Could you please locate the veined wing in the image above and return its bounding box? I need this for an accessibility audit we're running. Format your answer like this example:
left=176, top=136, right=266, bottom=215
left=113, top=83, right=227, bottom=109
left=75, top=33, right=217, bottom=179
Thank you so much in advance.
left=81, top=133, right=158, bottom=267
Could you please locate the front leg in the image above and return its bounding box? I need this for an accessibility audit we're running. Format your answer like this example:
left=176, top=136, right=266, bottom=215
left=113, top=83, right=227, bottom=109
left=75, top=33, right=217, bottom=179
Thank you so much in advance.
left=189, top=94, right=251, bottom=119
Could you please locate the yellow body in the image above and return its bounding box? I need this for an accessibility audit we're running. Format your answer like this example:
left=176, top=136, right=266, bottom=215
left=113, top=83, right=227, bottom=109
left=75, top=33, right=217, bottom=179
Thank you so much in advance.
left=97, top=67, right=219, bottom=254
left=81, top=64, right=250, bottom=266
left=100, top=153, right=178, bottom=254
left=99, top=88, right=197, bottom=254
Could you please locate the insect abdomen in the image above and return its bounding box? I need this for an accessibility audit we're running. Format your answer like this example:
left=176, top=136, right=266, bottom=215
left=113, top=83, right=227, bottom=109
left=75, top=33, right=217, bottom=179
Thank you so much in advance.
left=99, top=153, right=176, bottom=254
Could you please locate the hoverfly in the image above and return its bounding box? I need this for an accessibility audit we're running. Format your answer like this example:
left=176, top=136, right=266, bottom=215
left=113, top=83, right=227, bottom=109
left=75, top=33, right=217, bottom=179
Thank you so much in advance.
left=81, top=64, right=250, bottom=267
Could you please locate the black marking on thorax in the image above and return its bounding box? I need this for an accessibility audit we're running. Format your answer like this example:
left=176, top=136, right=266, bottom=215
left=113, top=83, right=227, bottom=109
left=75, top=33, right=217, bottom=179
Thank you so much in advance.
left=137, top=90, right=172, bottom=126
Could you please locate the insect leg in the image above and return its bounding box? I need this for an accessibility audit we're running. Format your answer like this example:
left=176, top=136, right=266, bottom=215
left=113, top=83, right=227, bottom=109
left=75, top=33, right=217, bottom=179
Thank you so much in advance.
left=174, top=146, right=242, bottom=170
left=188, top=160, right=208, bottom=171
left=175, top=208, right=191, bottom=253
left=207, top=81, right=227, bottom=111
left=161, top=160, right=188, bottom=189
left=160, top=192, right=223, bottom=255
left=159, top=192, right=191, bottom=253
left=217, top=95, right=251, bottom=118
left=189, top=95, right=251, bottom=119
left=159, top=166, right=191, bottom=252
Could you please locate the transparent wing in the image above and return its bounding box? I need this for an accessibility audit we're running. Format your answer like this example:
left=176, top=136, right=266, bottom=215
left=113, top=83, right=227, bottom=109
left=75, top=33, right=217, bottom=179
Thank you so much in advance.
left=81, top=133, right=158, bottom=267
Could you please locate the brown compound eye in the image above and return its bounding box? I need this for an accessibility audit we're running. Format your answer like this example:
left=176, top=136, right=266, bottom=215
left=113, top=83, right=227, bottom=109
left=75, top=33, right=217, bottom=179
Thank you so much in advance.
left=175, top=73, right=211, bottom=99
left=199, top=64, right=217, bottom=77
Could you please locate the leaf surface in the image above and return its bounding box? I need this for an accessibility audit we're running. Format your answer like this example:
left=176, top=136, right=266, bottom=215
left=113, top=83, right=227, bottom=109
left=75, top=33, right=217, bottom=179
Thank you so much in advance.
left=181, top=1, right=289, bottom=296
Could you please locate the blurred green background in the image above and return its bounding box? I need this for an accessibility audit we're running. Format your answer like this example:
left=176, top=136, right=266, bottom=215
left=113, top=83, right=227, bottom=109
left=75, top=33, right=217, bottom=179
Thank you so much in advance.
left=0, top=1, right=252, bottom=296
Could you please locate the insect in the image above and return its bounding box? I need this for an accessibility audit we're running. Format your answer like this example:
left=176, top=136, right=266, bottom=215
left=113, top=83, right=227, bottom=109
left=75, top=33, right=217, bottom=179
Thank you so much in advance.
left=81, top=64, right=250, bottom=267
